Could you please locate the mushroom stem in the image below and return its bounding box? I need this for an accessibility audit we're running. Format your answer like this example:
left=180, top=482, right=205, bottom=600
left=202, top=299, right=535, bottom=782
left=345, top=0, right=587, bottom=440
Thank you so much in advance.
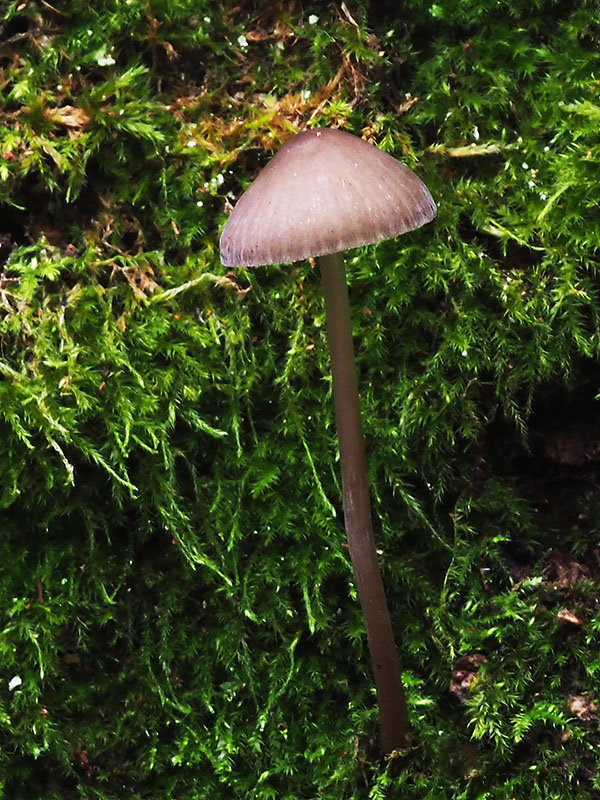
left=319, top=251, right=409, bottom=755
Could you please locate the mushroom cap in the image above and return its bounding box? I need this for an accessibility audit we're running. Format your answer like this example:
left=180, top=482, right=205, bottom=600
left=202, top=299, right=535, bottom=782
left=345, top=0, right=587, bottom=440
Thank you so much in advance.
left=220, top=127, right=436, bottom=267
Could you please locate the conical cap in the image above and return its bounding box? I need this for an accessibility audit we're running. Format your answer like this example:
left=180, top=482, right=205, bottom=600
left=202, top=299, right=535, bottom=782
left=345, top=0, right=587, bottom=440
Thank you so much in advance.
left=220, top=127, right=436, bottom=267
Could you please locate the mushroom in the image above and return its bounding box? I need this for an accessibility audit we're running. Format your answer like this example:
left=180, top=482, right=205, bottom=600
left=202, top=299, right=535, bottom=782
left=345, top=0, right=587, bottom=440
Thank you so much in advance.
left=220, top=127, right=436, bottom=755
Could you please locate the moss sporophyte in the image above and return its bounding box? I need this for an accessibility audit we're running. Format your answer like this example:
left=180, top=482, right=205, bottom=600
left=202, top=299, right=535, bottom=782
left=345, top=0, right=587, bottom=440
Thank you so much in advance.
left=220, top=127, right=436, bottom=755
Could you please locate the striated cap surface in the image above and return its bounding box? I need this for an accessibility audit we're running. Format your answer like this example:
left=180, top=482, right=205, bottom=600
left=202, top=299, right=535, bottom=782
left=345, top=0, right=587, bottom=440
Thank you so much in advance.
left=220, top=127, right=436, bottom=267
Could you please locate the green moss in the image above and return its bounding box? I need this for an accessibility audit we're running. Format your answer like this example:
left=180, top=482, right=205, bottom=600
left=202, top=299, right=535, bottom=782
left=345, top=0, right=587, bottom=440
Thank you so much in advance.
left=0, top=0, right=599, bottom=797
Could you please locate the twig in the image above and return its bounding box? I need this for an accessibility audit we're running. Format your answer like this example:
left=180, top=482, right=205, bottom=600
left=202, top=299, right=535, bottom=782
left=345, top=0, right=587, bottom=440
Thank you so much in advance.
left=427, top=142, right=501, bottom=157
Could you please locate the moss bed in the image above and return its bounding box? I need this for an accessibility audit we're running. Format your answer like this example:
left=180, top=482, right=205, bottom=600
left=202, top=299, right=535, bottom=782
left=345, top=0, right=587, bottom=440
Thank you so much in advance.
left=0, top=1, right=599, bottom=797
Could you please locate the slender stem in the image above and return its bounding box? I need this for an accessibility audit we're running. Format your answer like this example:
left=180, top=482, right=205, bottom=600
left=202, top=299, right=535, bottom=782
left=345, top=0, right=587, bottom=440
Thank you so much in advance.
left=319, top=251, right=409, bottom=755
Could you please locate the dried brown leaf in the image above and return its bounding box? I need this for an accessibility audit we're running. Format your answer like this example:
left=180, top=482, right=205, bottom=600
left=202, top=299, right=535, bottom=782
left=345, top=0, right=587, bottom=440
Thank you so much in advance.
left=450, top=654, right=488, bottom=703
left=549, top=551, right=589, bottom=589
left=568, top=694, right=598, bottom=722
left=555, top=608, right=583, bottom=625
left=46, top=105, right=92, bottom=128
left=397, top=93, right=419, bottom=115
left=245, top=29, right=270, bottom=42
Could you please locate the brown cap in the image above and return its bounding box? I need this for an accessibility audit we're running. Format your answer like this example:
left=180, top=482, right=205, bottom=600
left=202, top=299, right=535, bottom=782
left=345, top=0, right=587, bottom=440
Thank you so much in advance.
left=220, top=127, right=436, bottom=267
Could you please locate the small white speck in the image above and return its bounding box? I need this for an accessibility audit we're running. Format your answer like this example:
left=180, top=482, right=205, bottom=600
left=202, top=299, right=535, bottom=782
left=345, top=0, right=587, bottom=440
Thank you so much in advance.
left=97, top=53, right=116, bottom=66
left=354, top=162, right=359, bottom=167
left=187, top=140, right=197, bottom=147
left=473, top=125, right=480, bottom=140
left=528, top=180, right=535, bottom=187
left=462, top=350, right=468, bottom=357
left=8, top=676, right=22, bottom=691
left=522, top=162, right=529, bottom=170
left=196, top=200, right=204, bottom=207
left=237, top=34, right=248, bottom=48
left=308, top=14, right=319, bottom=24
left=87, top=29, right=93, bottom=35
